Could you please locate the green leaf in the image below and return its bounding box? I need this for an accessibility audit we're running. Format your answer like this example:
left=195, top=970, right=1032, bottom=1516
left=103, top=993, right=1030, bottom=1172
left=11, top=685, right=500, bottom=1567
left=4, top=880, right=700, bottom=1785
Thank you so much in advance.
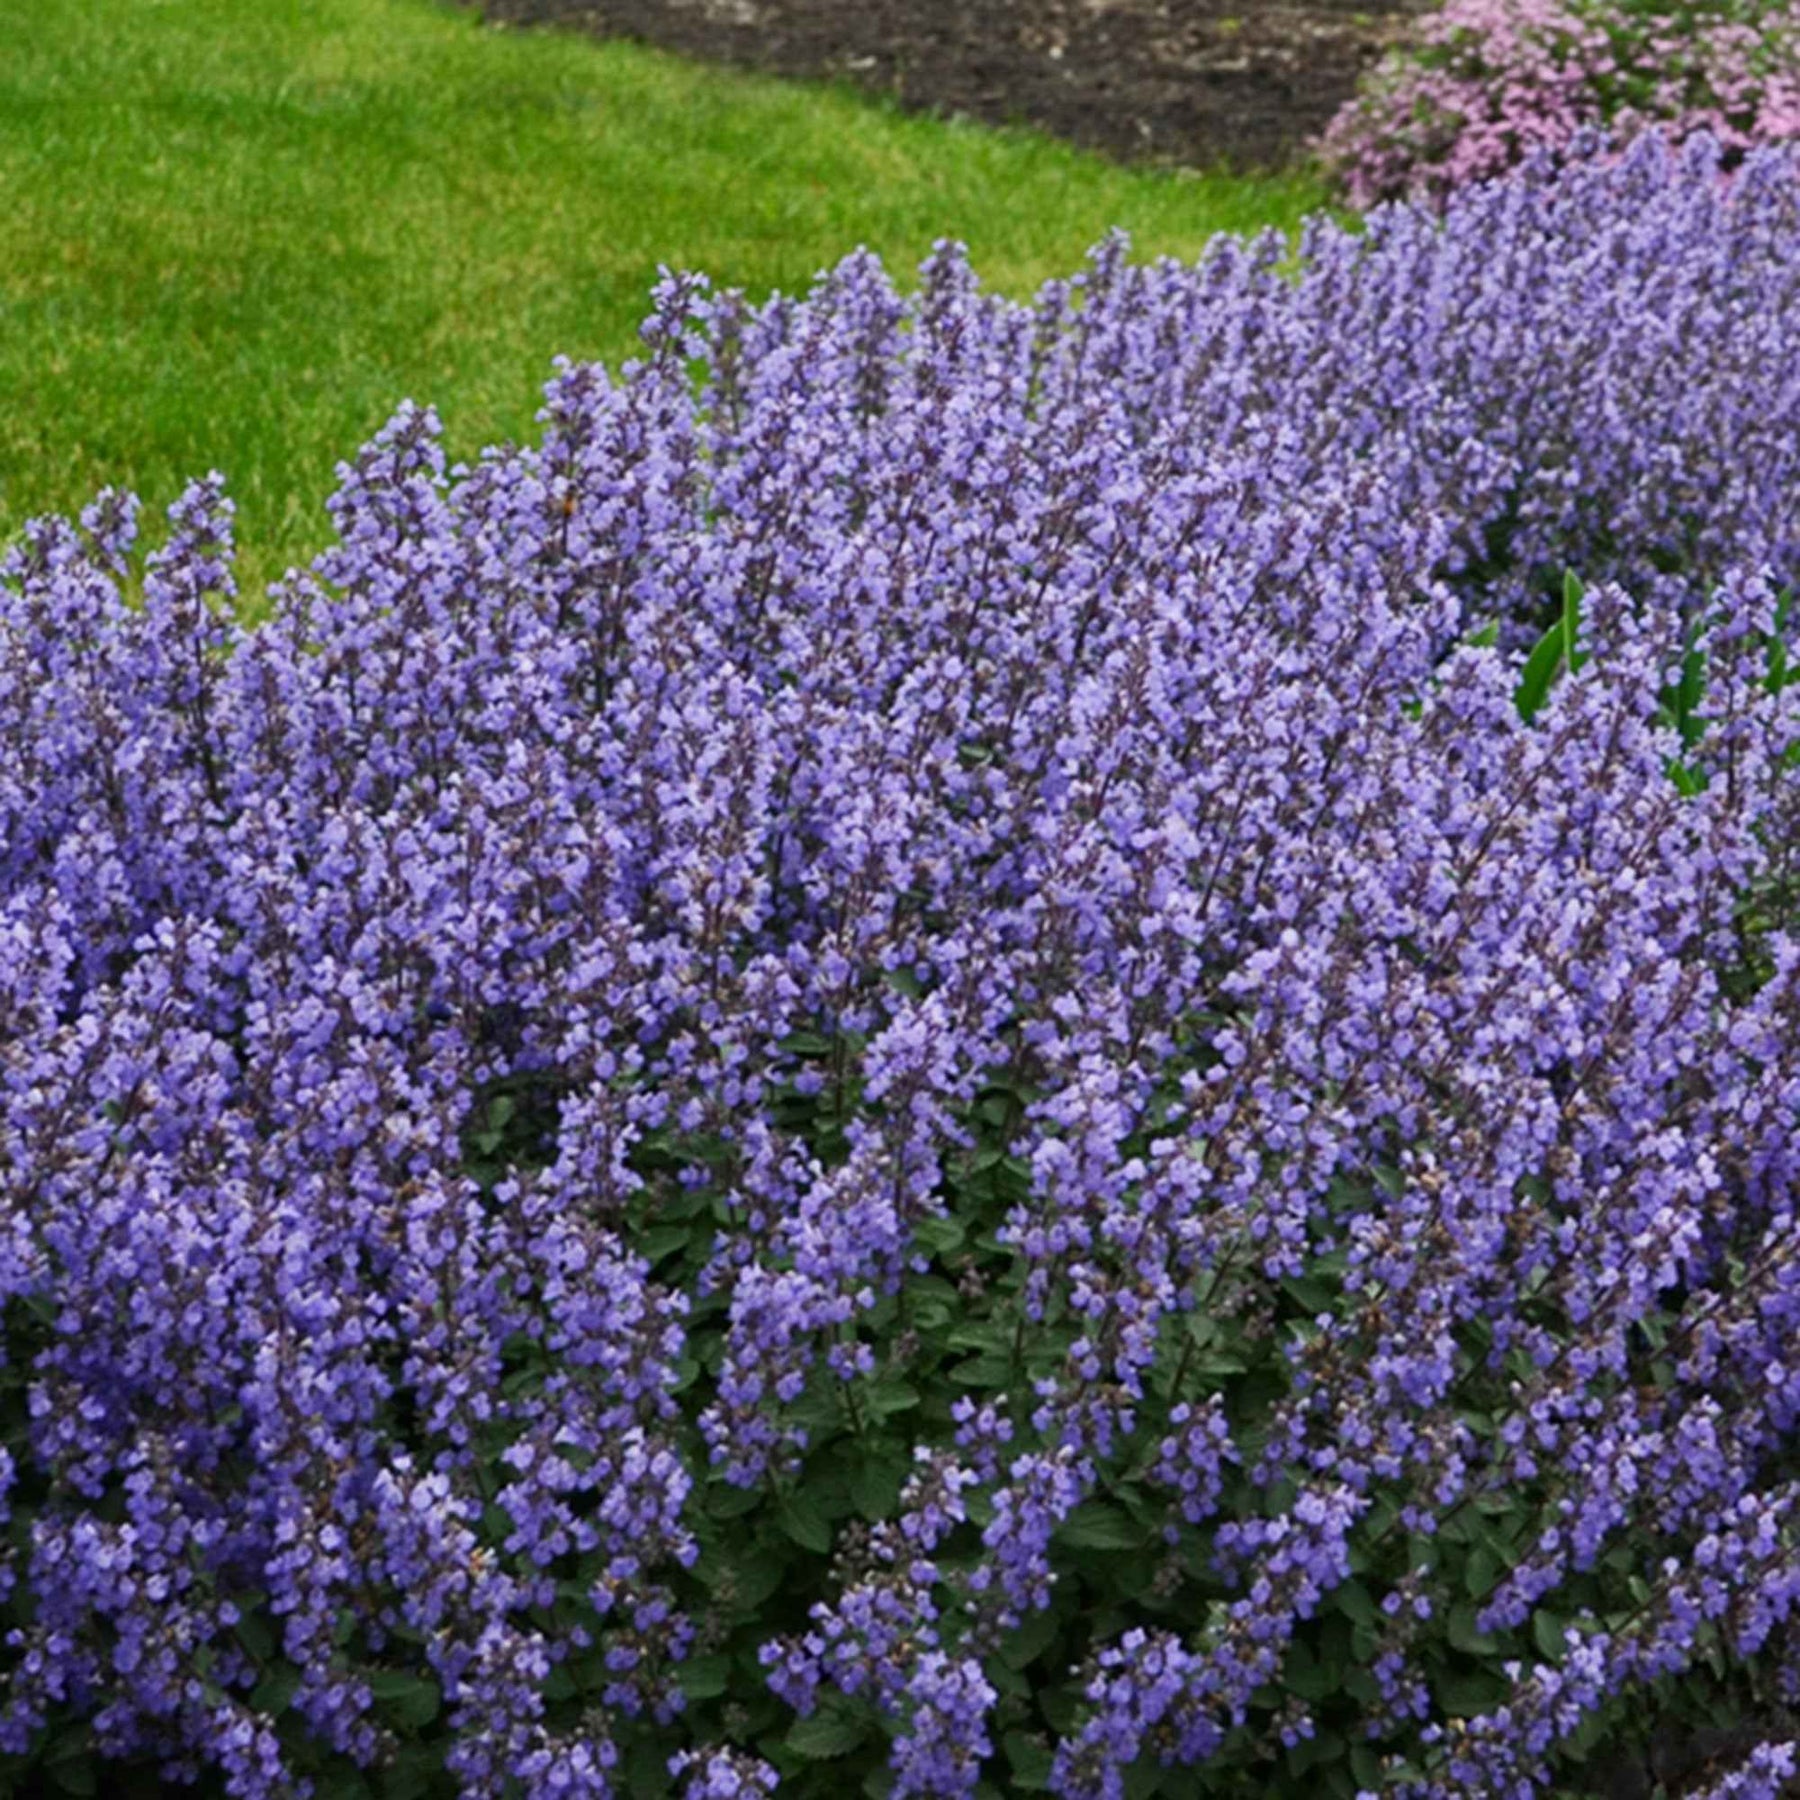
left=1434, top=1666, right=1510, bottom=1719
left=380, top=1746, right=443, bottom=1800
left=623, top=1738, right=677, bottom=1798
left=1463, top=1544, right=1504, bottom=1599
left=779, top=1030, right=835, bottom=1056
left=1516, top=569, right=1587, bottom=722
left=1055, top=1502, right=1145, bottom=1552
left=949, top=1351, right=1013, bottom=1388
left=1283, top=1641, right=1343, bottom=1702
left=728, top=1551, right=789, bottom=1611
left=1447, top=1602, right=1497, bottom=1656
left=367, top=1669, right=442, bottom=1730
left=1330, top=1580, right=1379, bottom=1628
left=850, top=1448, right=910, bottom=1520
left=1563, top=569, right=1589, bottom=672
left=250, top=1659, right=304, bottom=1715
left=704, top=1479, right=762, bottom=1520
left=1121, top=1761, right=1162, bottom=1800
left=1532, top=1609, right=1568, bottom=1662
left=1516, top=619, right=1565, bottom=722
left=316, top=1769, right=377, bottom=1800
left=1286, top=1729, right=1347, bottom=1778
left=1004, top=1733, right=1055, bottom=1791
left=678, top=1653, right=732, bottom=1700
left=1279, top=1275, right=1334, bottom=1314
left=998, top=1601, right=1063, bottom=1671
left=865, top=1379, right=921, bottom=1420
left=777, top=1492, right=834, bottom=1555
left=787, top=1709, right=872, bottom=1759
left=1673, top=642, right=1708, bottom=746
left=636, top=1224, right=693, bottom=1265
left=1769, top=587, right=1793, bottom=694
left=44, top=1731, right=98, bottom=1799
left=234, top=1600, right=278, bottom=1662
left=945, top=1322, right=1010, bottom=1352
left=913, top=1215, right=966, bottom=1257
left=1039, top=1680, right=1085, bottom=1736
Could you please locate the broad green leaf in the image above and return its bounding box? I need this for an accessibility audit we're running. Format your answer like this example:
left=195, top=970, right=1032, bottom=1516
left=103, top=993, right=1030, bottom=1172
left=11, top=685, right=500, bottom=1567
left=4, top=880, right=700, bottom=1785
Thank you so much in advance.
left=44, top=1730, right=98, bottom=1798
left=678, top=1653, right=732, bottom=1700
left=1463, top=1544, right=1504, bottom=1599
left=1434, top=1666, right=1510, bottom=1718
left=1283, top=1640, right=1343, bottom=1702
left=777, top=1491, right=834, bottom=1555
left=704, top=1480, right=762, bottom=1520
left=999, top=1602, right=1062, bottom=1671
left=380, top=1746, right=443, bottom=1800
left=913, top=1214, right=966, bottom=1256
left=1330, top=1580, right=1379, bottom=1628
left=1055, top=1502, right=1145, bottom=1552
left=850, top=1448, right=910, bottom=1520
left=232, top=1593, right=277, bottom=1662
left=250, top=1659, right=304, bottom=1715
left=949, top=1351, right=1013, bottom=1388
left=1447, top=1602, right=1497, bottom=1655
left=1280, top=1275, right=1334, bottom=1313
left=636, top=1224, right=693, bottom=1265
left=1004, top=1733, right=1055, bottom=1792
left=367, top=1669, right=441, bottom=1730
left=865, top=1379, right=921, bottom=1420
left=787, top=1708, right=872, bottom=1759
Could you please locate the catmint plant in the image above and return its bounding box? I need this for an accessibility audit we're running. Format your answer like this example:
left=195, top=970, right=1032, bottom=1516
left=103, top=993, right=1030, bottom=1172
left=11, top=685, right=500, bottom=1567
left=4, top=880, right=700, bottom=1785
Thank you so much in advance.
left=1, top=132, right=1799, bottom=1800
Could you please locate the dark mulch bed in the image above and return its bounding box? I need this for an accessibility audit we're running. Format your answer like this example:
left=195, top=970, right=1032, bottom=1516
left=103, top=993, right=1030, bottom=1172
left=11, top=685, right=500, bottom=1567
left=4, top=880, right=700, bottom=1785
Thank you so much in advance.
left=473, top=0, right=1433, bottom=171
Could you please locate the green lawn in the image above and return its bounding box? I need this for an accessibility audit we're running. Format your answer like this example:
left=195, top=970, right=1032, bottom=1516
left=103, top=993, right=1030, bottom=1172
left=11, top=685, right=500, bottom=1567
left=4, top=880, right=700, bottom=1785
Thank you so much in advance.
left=1, top=0, right=1326, bottom=594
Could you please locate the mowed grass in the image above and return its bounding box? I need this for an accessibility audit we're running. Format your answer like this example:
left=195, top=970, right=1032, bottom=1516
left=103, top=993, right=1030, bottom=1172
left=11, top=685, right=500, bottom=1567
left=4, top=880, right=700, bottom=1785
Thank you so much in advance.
left=1, top=0, right=1327, bottom=595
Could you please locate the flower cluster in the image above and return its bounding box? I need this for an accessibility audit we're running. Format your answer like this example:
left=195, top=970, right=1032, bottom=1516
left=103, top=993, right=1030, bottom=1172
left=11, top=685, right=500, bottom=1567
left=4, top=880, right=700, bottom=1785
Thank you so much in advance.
left=3, top=135, right=1800, bottom=1800
left=1320, top=0, right=1800, bottom=205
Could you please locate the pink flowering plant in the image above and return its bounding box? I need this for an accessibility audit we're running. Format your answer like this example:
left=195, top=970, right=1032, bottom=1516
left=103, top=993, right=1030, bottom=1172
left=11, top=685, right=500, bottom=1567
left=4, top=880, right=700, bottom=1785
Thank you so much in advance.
left=1320, top=0, right=1800, bottom=205
left=5, top=136, right=1800, bottom=1800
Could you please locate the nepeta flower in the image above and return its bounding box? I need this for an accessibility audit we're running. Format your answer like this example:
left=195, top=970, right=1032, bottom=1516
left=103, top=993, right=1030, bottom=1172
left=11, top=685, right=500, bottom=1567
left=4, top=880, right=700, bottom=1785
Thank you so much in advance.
left=2, top=134, right=1799, bottom=1800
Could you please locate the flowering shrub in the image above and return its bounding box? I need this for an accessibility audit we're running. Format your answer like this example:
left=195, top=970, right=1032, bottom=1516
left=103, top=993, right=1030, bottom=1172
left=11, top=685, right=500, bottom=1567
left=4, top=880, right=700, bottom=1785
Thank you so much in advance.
left=1319, top=0, right=1800, bottom=206
left=5, top=135, right=1800, bottom=1800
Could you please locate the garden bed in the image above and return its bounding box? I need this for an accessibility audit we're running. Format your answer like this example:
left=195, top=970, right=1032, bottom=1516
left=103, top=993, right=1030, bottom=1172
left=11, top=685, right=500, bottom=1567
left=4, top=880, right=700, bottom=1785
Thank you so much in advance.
left=474, top=0, right=1434, bottom=169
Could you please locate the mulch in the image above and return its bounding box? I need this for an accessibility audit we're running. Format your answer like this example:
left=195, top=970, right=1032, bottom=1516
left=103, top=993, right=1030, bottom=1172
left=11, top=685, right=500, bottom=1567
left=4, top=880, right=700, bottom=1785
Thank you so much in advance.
left=472, top=0, right=1434, bottom=171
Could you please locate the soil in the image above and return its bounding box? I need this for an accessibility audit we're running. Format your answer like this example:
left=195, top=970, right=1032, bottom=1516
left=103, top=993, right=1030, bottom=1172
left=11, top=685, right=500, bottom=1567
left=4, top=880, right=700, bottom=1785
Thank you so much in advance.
left=472, top=0, right=1435, bottom=172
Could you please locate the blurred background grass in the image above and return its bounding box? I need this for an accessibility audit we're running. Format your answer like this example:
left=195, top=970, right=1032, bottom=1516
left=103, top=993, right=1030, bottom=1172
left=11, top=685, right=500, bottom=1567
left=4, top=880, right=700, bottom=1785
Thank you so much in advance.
left=0, top=0, right=1326, bottom=594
